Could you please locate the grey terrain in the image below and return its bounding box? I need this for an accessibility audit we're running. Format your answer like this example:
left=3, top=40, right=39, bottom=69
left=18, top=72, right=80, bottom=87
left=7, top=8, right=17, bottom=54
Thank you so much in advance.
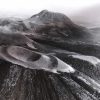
left=0, top=10, right=100, bottom=100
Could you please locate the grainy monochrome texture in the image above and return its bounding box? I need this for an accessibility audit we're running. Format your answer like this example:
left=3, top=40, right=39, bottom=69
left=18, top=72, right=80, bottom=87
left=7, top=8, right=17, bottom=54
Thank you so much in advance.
left=0, top=10, right=100, bottom=100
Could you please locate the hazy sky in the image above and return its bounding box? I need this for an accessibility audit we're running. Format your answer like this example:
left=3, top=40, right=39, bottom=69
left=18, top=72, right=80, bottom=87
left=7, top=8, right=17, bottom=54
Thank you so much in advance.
left=0, top=0, right=100, bottom=18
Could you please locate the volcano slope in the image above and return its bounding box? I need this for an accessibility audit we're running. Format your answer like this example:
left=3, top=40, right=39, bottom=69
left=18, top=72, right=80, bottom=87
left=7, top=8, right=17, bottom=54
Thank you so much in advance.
left=0, top=10, right=100, bottom=100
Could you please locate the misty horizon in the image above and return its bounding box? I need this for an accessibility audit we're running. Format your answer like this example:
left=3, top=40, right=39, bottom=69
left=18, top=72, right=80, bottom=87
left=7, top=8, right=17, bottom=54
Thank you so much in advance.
left=0, top=0, right=100, bottom=28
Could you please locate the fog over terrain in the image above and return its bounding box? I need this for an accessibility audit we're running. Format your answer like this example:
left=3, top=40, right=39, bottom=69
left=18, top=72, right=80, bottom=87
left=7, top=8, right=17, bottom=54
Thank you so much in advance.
left=71, top=4, right=100, bottom=28
left=0, top=0, right=100, bottom=28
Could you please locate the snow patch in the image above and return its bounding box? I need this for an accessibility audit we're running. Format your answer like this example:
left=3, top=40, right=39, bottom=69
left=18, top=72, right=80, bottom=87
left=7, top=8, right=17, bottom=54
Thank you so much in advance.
left=72, top=55, right=100, bottom=66
left=56, top=57, right=75, bottom=73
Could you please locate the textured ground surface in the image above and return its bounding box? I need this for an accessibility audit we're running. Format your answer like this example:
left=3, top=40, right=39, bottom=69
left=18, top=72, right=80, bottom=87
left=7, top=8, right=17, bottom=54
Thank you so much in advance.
left=0, top=10, right=100, bottom=100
